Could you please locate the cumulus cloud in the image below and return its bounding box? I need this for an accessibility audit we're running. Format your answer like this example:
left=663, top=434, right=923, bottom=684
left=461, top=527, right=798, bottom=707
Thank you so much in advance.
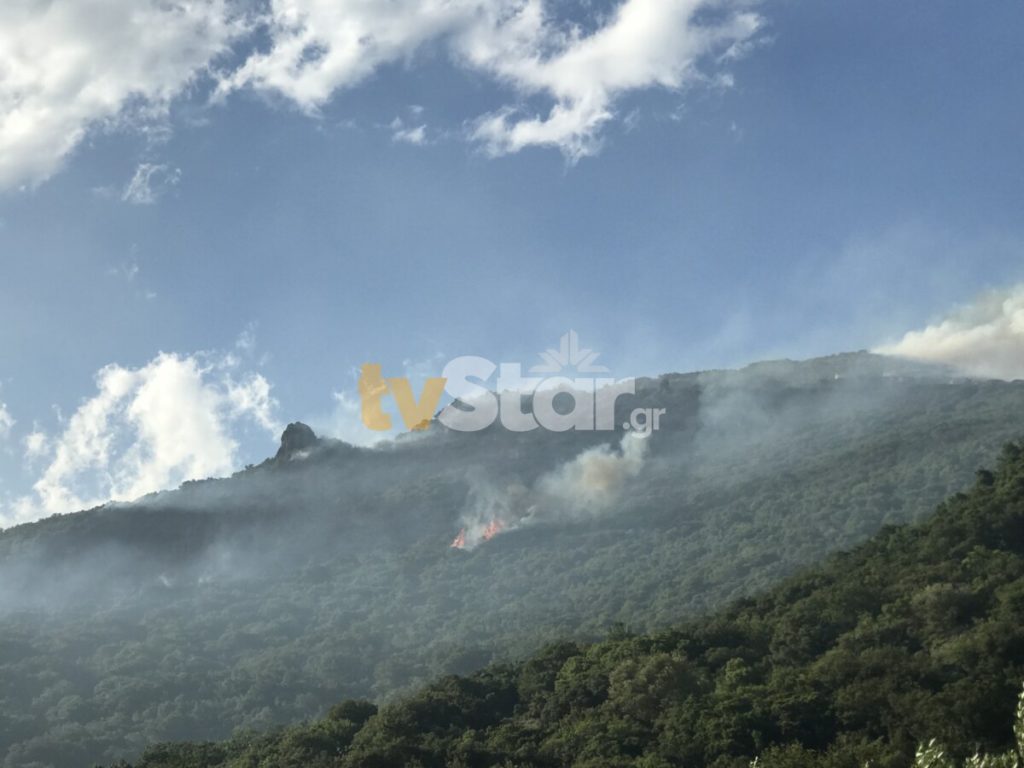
left=121, top=163, right=182, bottom=204
left=875, top=284, right=1024, bottom=380
left=5, top=351, right=280, bottom=527
left=464, top=0, right=761, bottom=159
left=0, top=0, right=242, bottom=191
left=1, top=0, right=761, bottom=189
left=223, top=0, right=760, bottom=161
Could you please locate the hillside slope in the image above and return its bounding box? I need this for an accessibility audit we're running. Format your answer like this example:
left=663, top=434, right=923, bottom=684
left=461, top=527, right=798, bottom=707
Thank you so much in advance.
left=4, top=352, right=1024, bottom=766
left=117, top=440, right=1024, bottom=768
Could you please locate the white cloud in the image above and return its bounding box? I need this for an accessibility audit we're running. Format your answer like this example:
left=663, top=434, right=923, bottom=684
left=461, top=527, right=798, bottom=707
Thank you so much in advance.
left=0, top=0, right=242, bottom=191
left=23, top=430, right=48, bottom=460
left=2, top=0, right=761, bottom=189
left=5, top=351, right=280, bottom=526
left=0, top=401, right=14, bottom=441
left=235, top=325, right=257, bottom=355
left=217, top=0, right=482, bottom=109
left=875, top=284, right=1024, bottom=380
left=121, top=163, right=181, bottom=204
left=219, top=0, right=761, bottom=160
left=226, top=374, right=280, bottom=433
left=390, top=118, right=428, bottom=145
left=464, top=0, right=761, bottom=159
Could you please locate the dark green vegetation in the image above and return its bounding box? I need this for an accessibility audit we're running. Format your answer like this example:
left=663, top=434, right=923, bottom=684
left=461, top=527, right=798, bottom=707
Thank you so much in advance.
left=107, top=440, right=1024, bottom=768
left=4, top=352, right=1024, bottom=767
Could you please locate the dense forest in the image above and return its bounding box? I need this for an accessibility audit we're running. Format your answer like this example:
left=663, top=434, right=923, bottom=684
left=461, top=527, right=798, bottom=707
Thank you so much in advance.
left=4, top=352, right=1024, bottom=766
left=105, top=440, right=1024, bottom=767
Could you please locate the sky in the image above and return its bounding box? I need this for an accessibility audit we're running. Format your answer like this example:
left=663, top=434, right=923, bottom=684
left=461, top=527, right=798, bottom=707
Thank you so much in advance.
left=1, top=0, right=1023, bottom=525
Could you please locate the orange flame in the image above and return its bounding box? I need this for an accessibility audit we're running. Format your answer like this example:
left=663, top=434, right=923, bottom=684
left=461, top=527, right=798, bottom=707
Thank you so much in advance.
left=450, top=528, right=466, bottom=549
left=482, top=519, right=505, bottom=541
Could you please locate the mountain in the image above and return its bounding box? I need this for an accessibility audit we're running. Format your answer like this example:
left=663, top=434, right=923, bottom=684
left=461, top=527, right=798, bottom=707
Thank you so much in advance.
left=107, top=439, right=1024, bottom=768
left=4, top=351, right=1024, bottom=766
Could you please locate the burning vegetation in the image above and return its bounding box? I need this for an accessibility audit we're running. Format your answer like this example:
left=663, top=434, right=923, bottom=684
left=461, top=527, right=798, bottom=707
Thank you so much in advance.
left=449, top=434, right=648, bottom=549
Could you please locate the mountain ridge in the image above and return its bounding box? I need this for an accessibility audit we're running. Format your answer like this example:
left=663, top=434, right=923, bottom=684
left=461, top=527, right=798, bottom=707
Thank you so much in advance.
left=2, top=350, right=1024, bottom=766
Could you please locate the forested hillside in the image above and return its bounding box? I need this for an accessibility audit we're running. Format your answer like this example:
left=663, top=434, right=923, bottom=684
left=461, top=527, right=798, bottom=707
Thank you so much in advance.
left=111, top=440, right=1024, bottom=768
left=4, top=352, right=1024, bottom=766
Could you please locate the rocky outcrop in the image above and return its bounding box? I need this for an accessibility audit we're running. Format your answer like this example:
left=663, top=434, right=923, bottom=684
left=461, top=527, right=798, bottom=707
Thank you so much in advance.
left=275, top=422, right=319, bottom=462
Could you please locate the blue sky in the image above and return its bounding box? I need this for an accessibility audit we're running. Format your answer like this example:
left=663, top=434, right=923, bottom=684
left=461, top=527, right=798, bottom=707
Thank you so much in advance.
left=1, top=0, right=1023, bottom=524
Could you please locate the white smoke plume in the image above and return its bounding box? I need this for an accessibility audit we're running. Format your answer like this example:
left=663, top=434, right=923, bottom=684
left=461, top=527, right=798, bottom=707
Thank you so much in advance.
left=875, top=284, right=1024, bottom=380
left=535, top=434, right=648, bottom=516
left=451, top=434, right=648, bottom=549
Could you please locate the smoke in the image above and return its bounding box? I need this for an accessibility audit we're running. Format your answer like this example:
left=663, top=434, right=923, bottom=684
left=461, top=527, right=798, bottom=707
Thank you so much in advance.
left=452, top=434, right=649, bottom=549
left=536, top=434, right=648, bottom=515
left=875, top=284, right=1024, bottom=380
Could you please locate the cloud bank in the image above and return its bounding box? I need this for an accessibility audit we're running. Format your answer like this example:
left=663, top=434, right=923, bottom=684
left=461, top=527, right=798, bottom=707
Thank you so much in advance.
left=876, top=284, right=1024, bottom=380
left=4, top=351, right=280, bottom=527
left=0, top=0, right=761, bottom=190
